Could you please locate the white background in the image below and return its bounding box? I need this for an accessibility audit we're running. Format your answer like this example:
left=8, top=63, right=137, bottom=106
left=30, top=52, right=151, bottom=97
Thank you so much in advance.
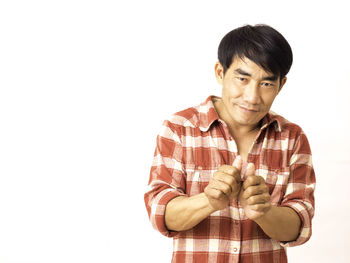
left=0, top=0, right=349, bottom=262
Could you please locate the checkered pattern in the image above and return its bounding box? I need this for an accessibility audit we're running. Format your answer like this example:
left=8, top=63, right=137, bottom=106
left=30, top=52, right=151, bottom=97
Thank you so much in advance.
left=144, top=96, right=315, bottom=263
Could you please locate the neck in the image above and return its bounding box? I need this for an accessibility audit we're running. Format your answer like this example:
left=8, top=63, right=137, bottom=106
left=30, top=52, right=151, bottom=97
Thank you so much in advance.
left=229, top=120, right=260, bottom=137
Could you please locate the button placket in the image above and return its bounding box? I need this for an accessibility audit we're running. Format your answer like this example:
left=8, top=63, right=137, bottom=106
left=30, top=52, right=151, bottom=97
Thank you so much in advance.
left=218, top=119, right=238, bottom=163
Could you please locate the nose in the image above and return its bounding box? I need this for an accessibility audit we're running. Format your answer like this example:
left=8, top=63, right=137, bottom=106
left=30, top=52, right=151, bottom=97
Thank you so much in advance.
left=243, top=82, right=260, bottom=104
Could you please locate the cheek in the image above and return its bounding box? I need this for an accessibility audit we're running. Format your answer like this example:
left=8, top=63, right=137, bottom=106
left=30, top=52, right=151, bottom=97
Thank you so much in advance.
left=223, top=81, right=241, bottom=98
left=261, top=93, right=278, bottom=106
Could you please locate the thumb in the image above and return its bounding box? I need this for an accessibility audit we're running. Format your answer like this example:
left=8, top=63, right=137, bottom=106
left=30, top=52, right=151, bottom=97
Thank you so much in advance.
left=231, top=155, right=243, bottom=182
left=232, top=155, right=242, bottom=171
left=246, top=163, right=255, bottom=177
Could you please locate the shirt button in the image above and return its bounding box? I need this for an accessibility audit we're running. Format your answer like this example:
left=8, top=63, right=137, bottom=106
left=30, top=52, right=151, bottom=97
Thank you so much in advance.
left=233, top=247, right=238, bottom=252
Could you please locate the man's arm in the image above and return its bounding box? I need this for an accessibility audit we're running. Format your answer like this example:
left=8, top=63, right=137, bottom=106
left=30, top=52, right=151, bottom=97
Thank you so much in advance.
left=165, top=158, right=242, bottom=232
left=238, top=163, right=301, bottom=242
left=253, top=130, right=316, bottom=244
left=254, top=205, right=301, bottom=242
left=165, top=193, right=215, bottom=232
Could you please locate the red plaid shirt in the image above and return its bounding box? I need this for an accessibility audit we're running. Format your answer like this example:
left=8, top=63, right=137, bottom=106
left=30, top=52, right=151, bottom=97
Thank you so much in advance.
left=144, top=96, right=315, bottom=263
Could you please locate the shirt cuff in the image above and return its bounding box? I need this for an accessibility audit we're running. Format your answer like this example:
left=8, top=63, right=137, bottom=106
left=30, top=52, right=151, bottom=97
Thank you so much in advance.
left=149, top=188, right=186, bottom=237
left=279, top=201, right=313, bottom=247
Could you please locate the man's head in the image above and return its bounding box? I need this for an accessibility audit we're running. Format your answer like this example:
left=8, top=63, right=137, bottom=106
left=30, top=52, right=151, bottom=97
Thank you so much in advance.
left=214, top=24, right=292, bottom=130
left=217, top=24, right=293, bottom=81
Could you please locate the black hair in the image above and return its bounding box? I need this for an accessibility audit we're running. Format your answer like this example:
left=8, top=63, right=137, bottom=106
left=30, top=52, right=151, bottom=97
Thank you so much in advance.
left=218, top=24, right=293, bottom=79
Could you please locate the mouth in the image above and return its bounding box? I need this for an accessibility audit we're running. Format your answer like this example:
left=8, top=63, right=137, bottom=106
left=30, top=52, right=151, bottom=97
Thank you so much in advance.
left=238, top=105, right=259, bottom=113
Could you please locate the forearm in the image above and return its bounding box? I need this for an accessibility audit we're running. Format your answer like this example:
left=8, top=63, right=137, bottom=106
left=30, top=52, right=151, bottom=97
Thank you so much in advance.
left=165, top=193, right=216, bottom=232
left=254, top=205, right=301, bottom=242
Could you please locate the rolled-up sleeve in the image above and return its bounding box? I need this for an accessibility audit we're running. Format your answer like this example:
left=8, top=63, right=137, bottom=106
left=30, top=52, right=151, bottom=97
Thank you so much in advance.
left=144, top=120, right=186, bottom=237
left=280, top=131, right=316, bottom=247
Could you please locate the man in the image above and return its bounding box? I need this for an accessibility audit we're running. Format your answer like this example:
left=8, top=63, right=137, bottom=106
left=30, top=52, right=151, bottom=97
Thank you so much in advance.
left=144, top=24, right=315, bottom=262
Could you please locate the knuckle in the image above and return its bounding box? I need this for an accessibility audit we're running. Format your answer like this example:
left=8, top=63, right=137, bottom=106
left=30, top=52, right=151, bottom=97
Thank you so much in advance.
left=210, top=177, right=220, bottom=185
left=221, top=184, right=229, bottom=194
left=247, top=176, right=257, bottom=185
left=219, top=165, right=238, bottom=175
left=204, top=185, right=212, bottom=193
left=246, top=176, right=253, bottom=184
left=218, top=165, right=230, bottom=172
left=226, top=176, right=235, bottom=186
left=207, top=188, right=219, bottom=199
left=215, top=172, right=226, bottom=180
left=264, top=194, right=271, bottom=202
left=213, top=191, right=221, bottom=199
left=247, top=196, right=256, bottom=205
left=246, top=187, right=253, bottom=196
left=216, top=190, right=225, bottom=199
left=251, top=204, right=259, bottom=211
left=213, top=171, right=221, bottom=178
left=251, top=175, right=258, bottom=181
left=255, top=176, right=262, bottom=184
left=256, top=204, right=264, bottom=211
left=257, top=175, right=264, bottom=182
left=230, top=167, right=238, bottom=175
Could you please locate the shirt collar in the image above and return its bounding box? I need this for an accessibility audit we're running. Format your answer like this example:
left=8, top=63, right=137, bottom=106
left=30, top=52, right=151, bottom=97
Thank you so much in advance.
left=260, top=111, right=282, bottom=132
left=198, top=96, right=282, bottom=132
left=198, top=96, right=220, bottom=132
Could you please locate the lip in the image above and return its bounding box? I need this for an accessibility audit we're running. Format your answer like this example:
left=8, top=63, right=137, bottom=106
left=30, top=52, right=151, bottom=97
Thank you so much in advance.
left=238, top=105, right=258, bottom=113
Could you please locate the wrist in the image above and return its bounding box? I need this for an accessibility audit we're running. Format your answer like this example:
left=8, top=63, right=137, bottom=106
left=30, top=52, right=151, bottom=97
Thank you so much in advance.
left=202, top=193, right=220, bottom=214
left=253, top=204, right=274, bottom=224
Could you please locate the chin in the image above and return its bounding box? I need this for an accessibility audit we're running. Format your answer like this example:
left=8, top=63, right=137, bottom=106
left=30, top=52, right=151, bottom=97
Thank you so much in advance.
left=235, top=115, right=260, bottom=127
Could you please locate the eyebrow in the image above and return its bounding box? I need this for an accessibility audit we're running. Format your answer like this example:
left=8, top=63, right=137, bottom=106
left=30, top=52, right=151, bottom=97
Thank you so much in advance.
left=234, top=68, right=251, bottom=77
left=234, top=68, right=278, bottom=81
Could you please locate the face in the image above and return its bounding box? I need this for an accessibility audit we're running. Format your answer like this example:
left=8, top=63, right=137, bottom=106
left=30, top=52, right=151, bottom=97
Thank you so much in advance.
left=215, top=57, right=286, bottom=130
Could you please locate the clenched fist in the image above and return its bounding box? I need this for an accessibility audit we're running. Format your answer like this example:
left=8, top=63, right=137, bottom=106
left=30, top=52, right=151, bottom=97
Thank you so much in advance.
left=204, top=156, right=242, bottom=211
left=239, top=163, right=271, bottom=220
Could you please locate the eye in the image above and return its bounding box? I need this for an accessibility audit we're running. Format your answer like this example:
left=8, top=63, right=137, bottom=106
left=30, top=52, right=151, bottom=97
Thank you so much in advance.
left=237, top=77, right=247, bottom=82
left=261, top=82, right=274, bottom=88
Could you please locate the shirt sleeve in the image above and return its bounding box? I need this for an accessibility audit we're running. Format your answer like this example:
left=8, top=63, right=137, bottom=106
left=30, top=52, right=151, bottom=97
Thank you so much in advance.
left=144, top=119, right=187, bottom=237
left=280, top=130, right=316, bottom=247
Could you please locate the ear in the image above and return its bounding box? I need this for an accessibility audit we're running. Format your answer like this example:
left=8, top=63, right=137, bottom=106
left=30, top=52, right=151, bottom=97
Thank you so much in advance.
left=214, top=62, right=224, bottom=85
left=278, top=77, right=287, bottom=93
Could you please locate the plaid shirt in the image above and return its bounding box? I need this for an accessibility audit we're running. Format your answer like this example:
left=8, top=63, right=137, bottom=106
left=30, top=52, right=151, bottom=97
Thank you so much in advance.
left=144, top=96, right=315, bottom=263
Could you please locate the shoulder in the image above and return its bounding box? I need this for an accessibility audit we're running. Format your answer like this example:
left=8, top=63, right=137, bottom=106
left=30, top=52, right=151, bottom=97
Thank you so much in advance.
left=169, top=106, right=200, bottom=129
left=269, top=111, right=303, bottom=135
left=269, top=112, right=312, bottom=152
left=158, top=103, right=201, bottom=141
left=165, top=96, right=218, bottom=132
left=164, top=96, right=214, bottom=130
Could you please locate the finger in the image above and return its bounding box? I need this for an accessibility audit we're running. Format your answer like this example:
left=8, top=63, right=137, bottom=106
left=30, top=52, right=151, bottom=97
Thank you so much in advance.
left=218, top=166, right=241, bottom=183
left=242, top=163, right=256, bottom=189
left=232, top=155, right=242, bottom=181
left=215, top=172, right=237, bottom=188
left=245, top=163, right=255, bottom=177
left=246, top=193, right=270, bottom=205
left=215, top=172, right=242, bottom=198
left=244, top=174, right=267, bottom=189
left=232, top=155, right=242, bottom=170
left=243, top=175, right=261, bottom=190
left=205, top=187, right=229, bottom=201
left=218, top=165, right=239, bottom=175
left=242, top=185, right=265, bottom=199
left=209, top=179, right=232, bottom=197
left=249, top=202, right=271, bottom=212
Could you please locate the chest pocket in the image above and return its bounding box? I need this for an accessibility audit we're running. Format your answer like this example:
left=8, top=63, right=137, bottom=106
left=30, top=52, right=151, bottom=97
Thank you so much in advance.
left=185, top=166, right=217, bottom=196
